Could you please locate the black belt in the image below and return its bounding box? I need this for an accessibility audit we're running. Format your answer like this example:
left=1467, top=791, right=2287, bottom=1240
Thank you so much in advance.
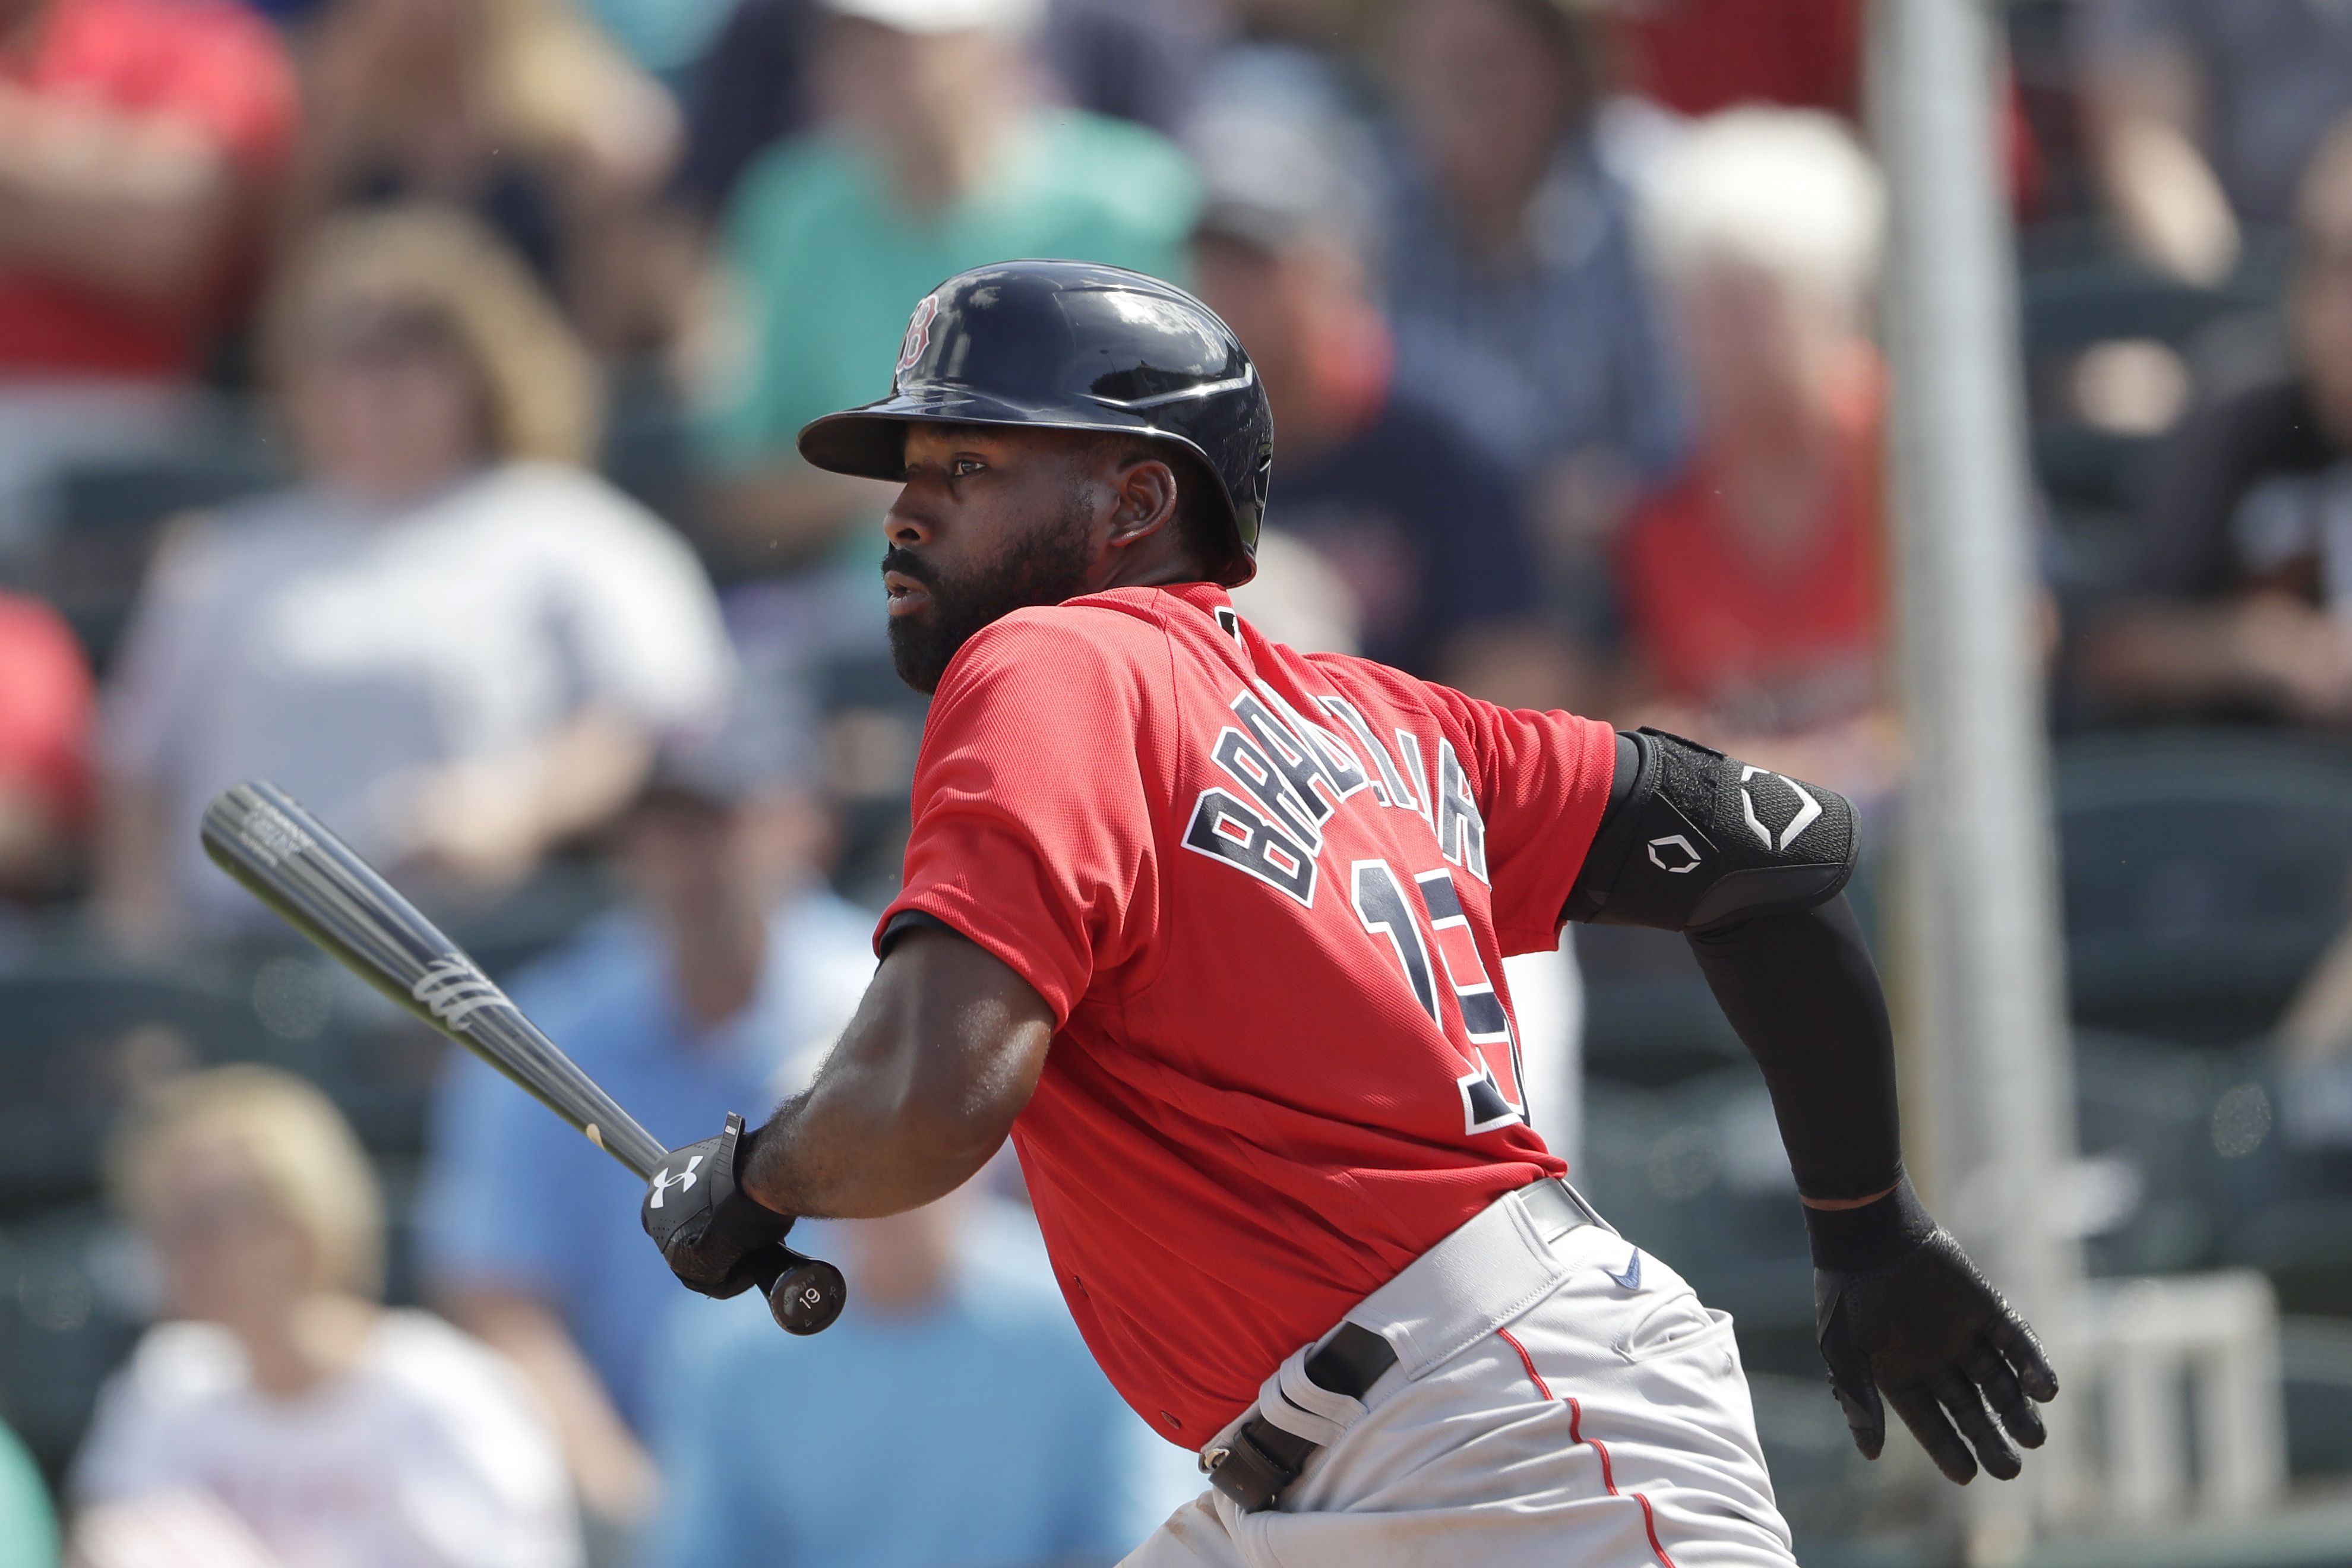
left=1202, top=1179, right=1598, bottom=1513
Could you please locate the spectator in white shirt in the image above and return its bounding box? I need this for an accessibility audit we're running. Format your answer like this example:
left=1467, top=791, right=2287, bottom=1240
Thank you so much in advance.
left=97, top=204, right=733, bottom=947
left=72, top=1065, right=580, bottom=1568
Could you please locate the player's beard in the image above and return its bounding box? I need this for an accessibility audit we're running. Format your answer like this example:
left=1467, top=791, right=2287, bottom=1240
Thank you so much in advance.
left=884, top=497, right=1098, bottom=693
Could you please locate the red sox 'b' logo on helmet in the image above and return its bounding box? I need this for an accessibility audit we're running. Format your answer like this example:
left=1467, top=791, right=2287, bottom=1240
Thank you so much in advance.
left=895, top=295, right=940, bottom=384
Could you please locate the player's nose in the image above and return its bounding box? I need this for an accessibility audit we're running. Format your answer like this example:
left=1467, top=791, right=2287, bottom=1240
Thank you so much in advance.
left=883, top=489, right=936, bottom=548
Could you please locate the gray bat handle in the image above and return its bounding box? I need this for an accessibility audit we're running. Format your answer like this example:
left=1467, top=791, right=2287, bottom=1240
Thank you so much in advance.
left=199, top=780, right=846, bottom=1335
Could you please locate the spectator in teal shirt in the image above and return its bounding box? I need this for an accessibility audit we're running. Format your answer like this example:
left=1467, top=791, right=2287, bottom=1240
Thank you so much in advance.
left=692, top=0, right=1199, bottom=571
left=0, top=1418, right=55, bottom=1568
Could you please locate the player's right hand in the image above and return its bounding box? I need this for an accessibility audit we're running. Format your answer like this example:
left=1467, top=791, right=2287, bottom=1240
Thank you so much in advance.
left=1805, top=1177, right=2060, bottom=1485
left=641, top=1111, right=796, bottom=1298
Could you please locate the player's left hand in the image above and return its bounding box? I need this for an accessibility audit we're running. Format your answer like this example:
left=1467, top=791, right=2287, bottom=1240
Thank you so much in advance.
left=641, top=1111, right=796, bottom=1298
left=1806, top=1177, right=2059, bottom=1484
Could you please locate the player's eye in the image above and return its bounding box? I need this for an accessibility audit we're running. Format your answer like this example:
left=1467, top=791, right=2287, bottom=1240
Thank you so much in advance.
left=950, top=457, right=986, bottom=479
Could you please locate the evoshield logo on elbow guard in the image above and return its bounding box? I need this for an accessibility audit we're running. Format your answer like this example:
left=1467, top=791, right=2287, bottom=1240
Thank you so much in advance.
left=1647, top=835, right=1702, bottom=873
left=1738, top=767, right=1823, bottom=853
left=648, top=1156, right=704, bottom=1209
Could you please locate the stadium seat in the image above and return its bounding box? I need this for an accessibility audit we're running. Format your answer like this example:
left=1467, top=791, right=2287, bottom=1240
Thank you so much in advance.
left=2055, top=729, right=2352, bottom=1044
left=0, top=954, right=256, bottom=1216
left=38, top=445, right=284, bottom=674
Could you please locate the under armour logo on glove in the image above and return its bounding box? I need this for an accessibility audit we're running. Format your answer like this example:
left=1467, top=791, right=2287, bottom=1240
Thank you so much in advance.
left=647, top=1155, right=704, bottom=1209
left=642, top=1114, right=797, bottom=1300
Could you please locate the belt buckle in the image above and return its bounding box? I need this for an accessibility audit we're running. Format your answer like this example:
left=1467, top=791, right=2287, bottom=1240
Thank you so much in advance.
left=1202, top=1425, right=1298, bottom=1513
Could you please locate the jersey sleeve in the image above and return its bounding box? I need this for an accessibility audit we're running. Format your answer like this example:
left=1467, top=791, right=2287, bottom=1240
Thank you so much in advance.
left=880, top=610, right=1168, bottom=1026
left=1422, top=684, right=1618, bottom=956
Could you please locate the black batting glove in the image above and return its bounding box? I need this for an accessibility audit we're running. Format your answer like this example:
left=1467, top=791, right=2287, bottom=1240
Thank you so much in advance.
left=1806, top=1175, right=2060, bottom=1485
left=641, top=1112, right=796, bottom=1300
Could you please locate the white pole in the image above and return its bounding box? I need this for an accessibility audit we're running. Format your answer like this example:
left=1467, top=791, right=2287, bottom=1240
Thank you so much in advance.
left=1870, top=0, right=2088, bottom=1546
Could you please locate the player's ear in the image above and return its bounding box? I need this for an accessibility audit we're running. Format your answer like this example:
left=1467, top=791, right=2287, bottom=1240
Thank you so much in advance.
left=1105, top=457, right=1180, bottom=549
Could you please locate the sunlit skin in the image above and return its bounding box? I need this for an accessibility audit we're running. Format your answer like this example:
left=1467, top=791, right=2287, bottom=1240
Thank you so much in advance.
left=880, top=422, right=1210, bottom=692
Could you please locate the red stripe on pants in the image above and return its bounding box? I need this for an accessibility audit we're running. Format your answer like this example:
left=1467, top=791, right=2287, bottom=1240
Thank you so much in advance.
left=1496, top=1327, right=1681, bottom=1568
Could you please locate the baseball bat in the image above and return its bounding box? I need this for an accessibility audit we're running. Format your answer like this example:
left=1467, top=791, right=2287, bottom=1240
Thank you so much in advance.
left=198, top=780, right=846, bottom=1336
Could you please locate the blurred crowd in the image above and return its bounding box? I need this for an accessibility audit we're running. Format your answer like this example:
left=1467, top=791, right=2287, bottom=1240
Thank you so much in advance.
left=8, top=0, right=2352, bottom=1563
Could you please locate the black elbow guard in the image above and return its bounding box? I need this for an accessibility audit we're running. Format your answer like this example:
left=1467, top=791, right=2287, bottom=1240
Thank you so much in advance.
left=1563, top=729, right=1858, bottom=932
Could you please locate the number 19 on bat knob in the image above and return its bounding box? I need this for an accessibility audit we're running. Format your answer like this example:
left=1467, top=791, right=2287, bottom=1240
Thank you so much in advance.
left=764, top=1249, right=848, bottom=1336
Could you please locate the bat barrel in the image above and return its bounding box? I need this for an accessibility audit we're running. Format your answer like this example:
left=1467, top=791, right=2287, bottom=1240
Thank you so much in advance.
left=200, top=781, right=669, bottom=1179
left=201, top=780, right=849, bottom=1337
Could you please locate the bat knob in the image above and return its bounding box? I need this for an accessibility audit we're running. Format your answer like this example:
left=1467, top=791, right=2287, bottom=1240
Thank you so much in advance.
left=765, top=1250, right=848, bottom=1336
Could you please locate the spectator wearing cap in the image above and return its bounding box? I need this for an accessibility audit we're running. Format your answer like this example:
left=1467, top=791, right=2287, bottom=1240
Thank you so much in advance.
left=1610, top=108, right=1896, bottom=799
left=1190, top=110, right=1580, bottom=713
left=0, top=0, right=296, bottom=548
left=412, top=712, right=875, bottom=1551
left=689, top=0, right=1199, bottom=571
left=1379, top=0, right=1686, bottom=555
left=73, top=1066, right=578, bottom=1568
left=96, top=206, right=732, bottom=949
left=646, top=1183, right=1201, bottom=1568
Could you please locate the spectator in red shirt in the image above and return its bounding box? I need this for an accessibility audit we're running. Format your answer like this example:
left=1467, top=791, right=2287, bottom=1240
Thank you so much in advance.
left=0, top=0, right=296, bottom=545
left=0, top=588, right=93, bottom=900
left=1610, top=108, right=1899, bottom=801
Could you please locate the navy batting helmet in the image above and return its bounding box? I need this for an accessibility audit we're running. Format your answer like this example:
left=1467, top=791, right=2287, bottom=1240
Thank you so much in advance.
left=796, top=260, right=1275, bottom=588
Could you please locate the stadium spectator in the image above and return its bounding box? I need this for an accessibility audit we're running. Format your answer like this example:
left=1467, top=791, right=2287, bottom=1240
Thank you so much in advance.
left=1611, top=108, right=1897, bottom=798
left=72, top=1066, right=579, bottom=1568
left=1188, top=109, right=1581, bottom=712
left=688, top=0, right=1198, bottom=570
left=413, top=714, right=872, bottom=1553
left=674, top=0, right=1215, bottom=223
left=2077, top=0, right=2352, bottom=286
left=1379, top=0, right=1686, bottom=553
left=0, top=1417, right=52, bottom=1568
left=0, top=588, right=93, bottom=903
left=96, top=207, right=731, bottom=948
left=0, top=0, right=296, bottom=548
left=2081, top=119, right=2352, bottom=727
left=645, top=1185, right=1199, bottom=1568
left=287, top=0, right=683, bottom=351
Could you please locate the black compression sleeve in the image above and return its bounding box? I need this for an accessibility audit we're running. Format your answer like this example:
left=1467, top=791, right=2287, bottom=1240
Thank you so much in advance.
left=1684, top=893, right=1904, bottom=1205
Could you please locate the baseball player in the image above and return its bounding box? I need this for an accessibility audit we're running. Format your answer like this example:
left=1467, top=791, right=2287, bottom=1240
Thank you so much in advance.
left=641, top=260, right=2059, bottom=1566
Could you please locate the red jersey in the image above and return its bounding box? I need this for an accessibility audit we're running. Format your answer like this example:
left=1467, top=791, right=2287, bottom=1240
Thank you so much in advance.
left=880, top=582, right=1616, bottom=1441
left=0, top=0, right=297, bottom=378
